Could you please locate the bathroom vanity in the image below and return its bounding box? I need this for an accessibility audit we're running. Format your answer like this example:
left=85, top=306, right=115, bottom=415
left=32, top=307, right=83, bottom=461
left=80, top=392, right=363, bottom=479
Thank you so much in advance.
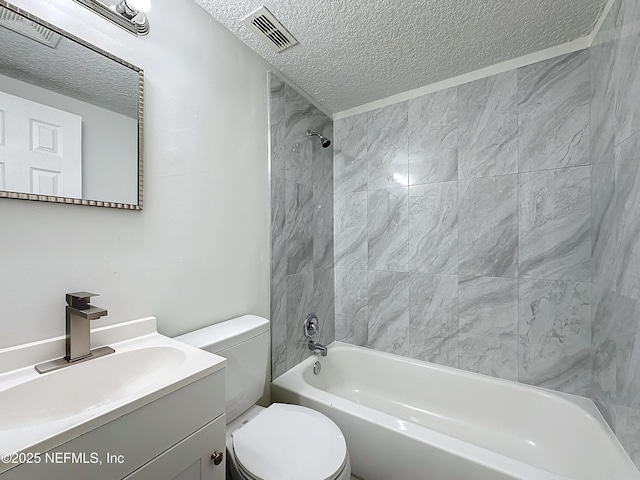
left=0, top=317, right=227, bottom=480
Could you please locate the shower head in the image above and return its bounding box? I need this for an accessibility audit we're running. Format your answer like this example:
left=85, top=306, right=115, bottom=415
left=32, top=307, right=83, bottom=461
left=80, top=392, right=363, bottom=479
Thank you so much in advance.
left=306, top=130, right=331, bottom=148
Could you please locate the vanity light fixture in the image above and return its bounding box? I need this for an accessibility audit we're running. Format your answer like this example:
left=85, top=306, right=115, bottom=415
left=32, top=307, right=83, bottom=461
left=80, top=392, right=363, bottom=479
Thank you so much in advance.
left=73, top=0, right=149, bottom=36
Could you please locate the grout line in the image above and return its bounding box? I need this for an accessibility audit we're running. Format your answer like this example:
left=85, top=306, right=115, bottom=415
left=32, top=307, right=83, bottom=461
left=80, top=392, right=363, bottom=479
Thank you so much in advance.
left=587, top=46, right=595, bottom=394
left=455, top=82, right=462, bottom=370
left=613, top=126, right=640, bottom=149
left=516, top=62, right=521, bottom=385
left=456, top=86, right=462, bottom=370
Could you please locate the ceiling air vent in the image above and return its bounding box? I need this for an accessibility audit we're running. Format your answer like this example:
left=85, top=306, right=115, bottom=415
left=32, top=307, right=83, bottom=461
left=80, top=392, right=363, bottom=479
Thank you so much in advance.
left=0, top=9, right=61, bottom=48
left=242, top=6, right=298, bottom=53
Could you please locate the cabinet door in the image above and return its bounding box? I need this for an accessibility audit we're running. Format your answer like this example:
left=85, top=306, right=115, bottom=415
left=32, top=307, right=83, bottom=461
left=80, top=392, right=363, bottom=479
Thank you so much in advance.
left=0, top=374, right=224, bottom=480
left=124, top=415, right=226, bottom=480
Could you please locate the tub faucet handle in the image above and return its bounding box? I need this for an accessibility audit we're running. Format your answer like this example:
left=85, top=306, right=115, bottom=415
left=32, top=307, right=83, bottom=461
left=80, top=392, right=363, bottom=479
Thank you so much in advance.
left=304, top=313, right=319, bottom=339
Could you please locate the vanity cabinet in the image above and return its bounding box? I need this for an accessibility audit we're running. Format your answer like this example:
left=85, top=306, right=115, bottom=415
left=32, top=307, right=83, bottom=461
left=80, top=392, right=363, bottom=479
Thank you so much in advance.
left=124, top=415, right=225, bottom=480
left=1, top=369, right=226, bottom=480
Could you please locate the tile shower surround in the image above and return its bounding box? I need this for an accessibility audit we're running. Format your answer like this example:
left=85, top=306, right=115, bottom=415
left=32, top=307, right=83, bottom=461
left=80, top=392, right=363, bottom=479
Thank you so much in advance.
left=269, top=0, right=640, bottom=463
left=589, top=0, right=640, bottom=463
left=334, top=52, right=593, bottom=394
left=333, top=0, right=640, bottom=460
left=269, top=74, right=335, bottom=379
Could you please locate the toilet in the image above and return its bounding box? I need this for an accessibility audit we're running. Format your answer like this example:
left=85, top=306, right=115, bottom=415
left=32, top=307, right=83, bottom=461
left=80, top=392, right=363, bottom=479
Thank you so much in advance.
left=176, top=315, right=351, bottom=480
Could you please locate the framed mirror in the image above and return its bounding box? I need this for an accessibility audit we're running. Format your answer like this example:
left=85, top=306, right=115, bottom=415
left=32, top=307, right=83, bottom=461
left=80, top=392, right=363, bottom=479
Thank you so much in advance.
left=0, top=0, right=143, bottom=209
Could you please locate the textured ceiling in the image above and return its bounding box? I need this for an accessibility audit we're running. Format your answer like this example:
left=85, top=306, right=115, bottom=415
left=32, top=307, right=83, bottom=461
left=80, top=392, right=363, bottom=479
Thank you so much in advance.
left=195, top=0, right=608, bottom=114
left=0, top=6, right=139, bottom=119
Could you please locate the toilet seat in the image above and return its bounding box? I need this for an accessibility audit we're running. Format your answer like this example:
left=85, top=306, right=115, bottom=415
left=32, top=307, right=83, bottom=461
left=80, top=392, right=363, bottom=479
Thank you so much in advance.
left=231, top=403, right=348, bottom=480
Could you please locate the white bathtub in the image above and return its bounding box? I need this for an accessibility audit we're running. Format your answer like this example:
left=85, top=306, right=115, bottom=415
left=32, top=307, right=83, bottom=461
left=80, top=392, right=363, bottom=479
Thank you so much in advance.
left=271, top=342, right=639, bottom=480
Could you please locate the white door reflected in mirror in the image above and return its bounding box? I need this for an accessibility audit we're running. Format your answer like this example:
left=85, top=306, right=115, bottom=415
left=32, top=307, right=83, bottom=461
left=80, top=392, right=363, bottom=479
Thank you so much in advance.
left=0, top=1, right=143, bottom=209
left=0, top=90, right=82, bottom=198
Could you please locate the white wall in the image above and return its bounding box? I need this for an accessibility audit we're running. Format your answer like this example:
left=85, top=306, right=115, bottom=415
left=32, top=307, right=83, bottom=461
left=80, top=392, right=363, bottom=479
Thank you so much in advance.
left=0, top=73, right=138, bottom=204
left=0, top=0, right=271, bottom=348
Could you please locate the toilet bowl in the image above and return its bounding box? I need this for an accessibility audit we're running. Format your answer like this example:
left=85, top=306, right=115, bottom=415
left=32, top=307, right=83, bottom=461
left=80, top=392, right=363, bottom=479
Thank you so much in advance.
left=175, top=315, right=351, bottom=480
left=226, top=404, right=351, bottom=480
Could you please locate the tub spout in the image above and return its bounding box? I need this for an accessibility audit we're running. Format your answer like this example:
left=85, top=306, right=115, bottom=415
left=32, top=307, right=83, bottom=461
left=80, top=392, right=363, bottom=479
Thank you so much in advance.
left=308, top=340, right=327, bottom=356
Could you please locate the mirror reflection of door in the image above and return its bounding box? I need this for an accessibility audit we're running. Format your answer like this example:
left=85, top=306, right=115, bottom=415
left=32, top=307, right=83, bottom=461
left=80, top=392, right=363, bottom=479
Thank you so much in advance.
left=0, top=2, right=142, bottom=208
left=0, top=87, right=82, bottom=198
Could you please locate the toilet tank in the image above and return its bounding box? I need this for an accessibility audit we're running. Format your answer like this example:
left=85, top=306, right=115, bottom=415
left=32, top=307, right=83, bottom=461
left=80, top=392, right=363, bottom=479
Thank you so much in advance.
left=175, top=315, right=270, bottom=423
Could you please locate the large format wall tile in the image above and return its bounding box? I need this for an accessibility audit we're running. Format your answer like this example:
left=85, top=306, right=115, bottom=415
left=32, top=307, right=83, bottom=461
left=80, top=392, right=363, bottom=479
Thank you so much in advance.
left=614, top=133, right=640, bottom=301
left=368, top=187, right=409, bottom=272
left=518, top=51, right=590, bottom=172
left=328, top=2, right=640, bottom=464
left=269, top=74, right=286, bottom=179
left=368, top=102, right=409, bottom=190
left=615, top=405, right=640, bottom=466
left=408, top=88, right=458, bottom=185
left=271, top=176, right=287, bottom=280
left=270, top=274, right=287, bottom=379
left=368, top=271, right=410, bottom=356
left=591, top=161, right=618, bottom=291
left=335, top=269, right=369, bottom=346
left=409, top=182, right=458, bottom=274
left=614, top=0, right=640, bottom=145
left=312, top=118, right=334, bottom=193
left=590, top=3, right=619, bottom=163
left=334, top=114, right=368, bottom=193
left=313, top=189, right=334, bottom=270
left=286, top=272, right=314, bottom=369
left=459, top=276, right=519, bottom=380
left=311, top=131, right=333, bottom=193
left=284, top=85, right=314, bottom=185
left=283, top=100, right=329, bottom=186
left=314, top=268, right=335, bottom=346
left=270, top=75, right=334, bottom=378
left=615, top=294, right=640, bottom=410
left=591, top=285, right=617, bottom=423
left=286, top=181, right=313, bottom=275
left=519, top=166, right=591, bottom=281
left=459, top=175, right=518, bottom=277
left=519, top=279, right=591, bottom=395
left=334, top=192, right=368, bottom=269
left=409, top=274, right=458, bottom=367
left=590, top=3, right=640, bottom=464
left=309, top=112, right=332, bottom=183
left=458, top=71, right=518, bottom=179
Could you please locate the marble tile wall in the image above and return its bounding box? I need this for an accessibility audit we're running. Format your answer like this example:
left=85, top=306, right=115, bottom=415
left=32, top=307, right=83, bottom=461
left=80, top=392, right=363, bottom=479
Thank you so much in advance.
left=334, top=50, right=593, bottom=400
left=266, top=0, right=640, bottom=463
left=590, top=0, right=640, bottom=464
left=333, top=18, right=640, bottom=462
left=269, top=72, right=335, bottom=379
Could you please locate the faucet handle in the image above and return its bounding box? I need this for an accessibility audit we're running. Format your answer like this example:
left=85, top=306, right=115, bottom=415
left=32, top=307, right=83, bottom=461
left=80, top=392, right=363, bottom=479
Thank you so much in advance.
left=66, top=292, right=100, bottom=308
left=304, top=313, right=319, bottom=339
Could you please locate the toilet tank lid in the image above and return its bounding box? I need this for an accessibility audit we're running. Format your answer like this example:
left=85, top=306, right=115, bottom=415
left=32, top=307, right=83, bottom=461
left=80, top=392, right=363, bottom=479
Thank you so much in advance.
left=174, top=315, right=269, bottom=353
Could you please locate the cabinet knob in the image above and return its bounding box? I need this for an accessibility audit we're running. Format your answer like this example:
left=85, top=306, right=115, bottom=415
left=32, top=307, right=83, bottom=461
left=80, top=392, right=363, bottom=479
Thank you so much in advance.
left=211, top=451, right=224, bottom=466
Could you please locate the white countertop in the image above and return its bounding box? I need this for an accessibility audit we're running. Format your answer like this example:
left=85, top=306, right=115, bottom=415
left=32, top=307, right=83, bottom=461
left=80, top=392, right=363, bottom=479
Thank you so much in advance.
left=0, top=317, right=225, bottom=472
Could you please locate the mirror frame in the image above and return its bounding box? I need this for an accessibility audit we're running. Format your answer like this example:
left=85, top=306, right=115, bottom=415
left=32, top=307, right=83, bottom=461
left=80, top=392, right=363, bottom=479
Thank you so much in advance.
left=0, top=0, right=144, bottom=210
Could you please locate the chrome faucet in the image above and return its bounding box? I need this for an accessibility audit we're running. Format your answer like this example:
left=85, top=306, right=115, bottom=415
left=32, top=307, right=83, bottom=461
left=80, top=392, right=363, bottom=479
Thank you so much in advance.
left=303, top=313, right=328, bottom=356
left=308, top=340, right=327, bottom=356
left=65, top=292, right=108, bottom=361
left=35, top=292, right=114, bottom=374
